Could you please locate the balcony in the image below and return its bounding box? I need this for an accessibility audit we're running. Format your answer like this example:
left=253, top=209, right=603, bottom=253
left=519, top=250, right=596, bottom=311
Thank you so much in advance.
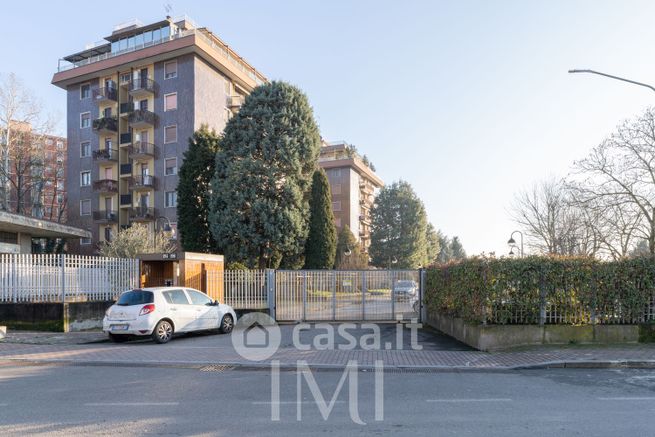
left=127, top=77, right=157, bottom=98
left=119, top=102, right=134, bottom=116
left=93, top=179, right=119, bottom=194
left=119, top=163, right=132, bottom=178
left=129, top=175, right=156, bottom=191
left=92, top=148, right=118, bottom=162
left=129, top=206, right=156, bottom=222
left=128, top=142, right=156, bottom=160
left=92, top=85, right=117, bottom=103
left=119, top=132, right=132, bottom=145
left=120, top=193, right=133, bottom=208
left=93, top=210, right=118, bottom=223
left=128, top=109, right=157, bottom=129
left=228, top=94, right=244, bottom=109
left=92, top=116, right=118, bottom=134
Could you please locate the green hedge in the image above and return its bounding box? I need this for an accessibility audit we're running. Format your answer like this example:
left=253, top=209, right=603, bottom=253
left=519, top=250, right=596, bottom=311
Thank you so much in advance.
left=425, top=256, right=655, bottom=325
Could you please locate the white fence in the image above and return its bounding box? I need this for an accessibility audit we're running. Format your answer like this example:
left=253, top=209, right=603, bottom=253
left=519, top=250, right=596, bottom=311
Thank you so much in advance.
left=206, top=269, right=269, bottom=309
left=0, top=254, right=140, bottom=303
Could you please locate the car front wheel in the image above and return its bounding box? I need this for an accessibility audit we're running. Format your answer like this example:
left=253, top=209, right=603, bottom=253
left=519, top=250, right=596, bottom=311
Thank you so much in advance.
left=152, top=320, right=174, bottom=344
left=220, top=314, right=234, bottom=334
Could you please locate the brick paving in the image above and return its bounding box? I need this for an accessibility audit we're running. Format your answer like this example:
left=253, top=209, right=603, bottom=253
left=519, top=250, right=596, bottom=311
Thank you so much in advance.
left=1, top=339, right=655, bottom=369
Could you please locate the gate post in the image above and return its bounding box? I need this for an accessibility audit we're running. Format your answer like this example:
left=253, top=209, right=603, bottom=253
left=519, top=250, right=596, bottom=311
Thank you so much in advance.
left=60, top=253, right=66, bottom=304
left=266, top=269, right=276, bottom=321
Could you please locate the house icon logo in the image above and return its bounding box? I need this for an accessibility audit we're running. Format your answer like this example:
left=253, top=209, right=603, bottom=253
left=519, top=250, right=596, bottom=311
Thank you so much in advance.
left=232, top=312, right=281, bottom=361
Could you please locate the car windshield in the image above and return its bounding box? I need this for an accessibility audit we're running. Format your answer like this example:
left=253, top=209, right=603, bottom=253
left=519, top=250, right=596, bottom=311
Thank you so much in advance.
left=116, top=290, right=154, bottom=306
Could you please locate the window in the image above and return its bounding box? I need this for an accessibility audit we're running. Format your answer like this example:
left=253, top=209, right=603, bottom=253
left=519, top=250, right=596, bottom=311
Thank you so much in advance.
left=165, top=191, right=177, bottom=208
left=335, top=217, right=342, bottom=227
left=80, top=141, right=90, bottom=157
left=80, top=112, right=91, bottom=129
left=80, top=171, right=91, bottom=187
left=162, top=289, right=189, bottom=305
left=331, top=169, right=342, bottom=179
left=164, top=93, right=177, bottom=111
left=332, top=184, right=341, bottom=195
left=80, top=237, right=92, bottom=245
left=117, top=290, right=154, bottom=306
left=164, top=157, right=177, bottom=176
left=0, top=231, right=18, bottom=245
left=104, top=227, right=112, bottom=242
left=80, top=84, right=90, bottom=99
left=164, top=60, right=177, bottom=79
left=57, top=140, right=64, bottom=149
left=332, top=201, right=341, bottom=212
left=187, top=290, right=212, bottom=306
left=170, top=222, right=178, bottom=240
left=57, top=194, right=64, bottom=204
left=80, top=199, right=91, bottom=215
left=164, top=125, right=177, bottom=143
left=120, top=73, right=131, bottom=84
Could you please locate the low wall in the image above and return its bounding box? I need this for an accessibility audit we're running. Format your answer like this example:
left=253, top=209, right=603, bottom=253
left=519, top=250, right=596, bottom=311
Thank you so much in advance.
left=0, top=302, right=114, bottom=332
left=427, top=311, right=640, bottom=351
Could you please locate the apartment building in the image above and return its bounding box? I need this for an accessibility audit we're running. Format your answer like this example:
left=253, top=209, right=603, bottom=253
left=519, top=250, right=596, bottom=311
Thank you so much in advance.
left=0, top=121, right=67, bottom=223
left=318, top=141, right=383, bottom=252
left=52, top=16, right=266, bottom=254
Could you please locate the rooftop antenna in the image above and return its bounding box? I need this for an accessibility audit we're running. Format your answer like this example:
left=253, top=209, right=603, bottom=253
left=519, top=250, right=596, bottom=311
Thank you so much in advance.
left=164, top=3, right=173, bottom=18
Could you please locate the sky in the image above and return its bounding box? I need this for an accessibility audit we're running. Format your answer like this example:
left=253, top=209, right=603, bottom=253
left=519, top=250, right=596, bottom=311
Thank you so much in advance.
left=2, top=0, right=655, bottom=255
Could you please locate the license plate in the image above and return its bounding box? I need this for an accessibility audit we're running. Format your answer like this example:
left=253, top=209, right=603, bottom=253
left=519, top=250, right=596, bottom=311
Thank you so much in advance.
left=110, top=324, right=129, bottom=331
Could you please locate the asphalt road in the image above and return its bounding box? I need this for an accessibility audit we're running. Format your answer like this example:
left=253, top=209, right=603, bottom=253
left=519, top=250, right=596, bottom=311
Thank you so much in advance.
left=2, top=363, right=655, bottom=436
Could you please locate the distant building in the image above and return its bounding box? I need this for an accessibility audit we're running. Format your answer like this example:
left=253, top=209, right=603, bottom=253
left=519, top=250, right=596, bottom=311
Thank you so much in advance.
left=0, top=210, right=89, bottom=254
left=318, top=141, right=383, bottom=252
left=51, top=16, right=267, bottom=254
left=0, top=121, right=67, bottom=223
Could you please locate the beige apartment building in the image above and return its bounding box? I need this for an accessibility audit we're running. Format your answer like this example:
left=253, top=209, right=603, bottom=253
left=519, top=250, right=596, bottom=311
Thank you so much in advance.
left=318, top=141, right=383, bottom=252
left=51, top=16, right=266, bottom=254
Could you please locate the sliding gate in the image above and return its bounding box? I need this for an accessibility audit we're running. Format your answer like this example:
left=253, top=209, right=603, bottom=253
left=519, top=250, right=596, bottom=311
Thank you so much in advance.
left=275, top=270, right=422, bottom=322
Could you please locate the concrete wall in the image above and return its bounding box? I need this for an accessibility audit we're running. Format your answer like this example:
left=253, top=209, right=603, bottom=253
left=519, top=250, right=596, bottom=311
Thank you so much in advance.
left=427, top=310, right=640, bottom=351
left=0, top=302, right=114, bottom=332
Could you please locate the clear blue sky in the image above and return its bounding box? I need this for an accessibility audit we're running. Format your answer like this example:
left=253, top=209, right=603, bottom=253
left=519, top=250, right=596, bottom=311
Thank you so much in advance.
left=2, top=0, right=655, bottom=255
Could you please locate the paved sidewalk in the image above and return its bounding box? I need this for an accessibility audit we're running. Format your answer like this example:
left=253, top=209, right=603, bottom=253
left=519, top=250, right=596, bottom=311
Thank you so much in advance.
left=0, top=331, right=107, bottom=345
left=2, top=337, right=655, bottom=370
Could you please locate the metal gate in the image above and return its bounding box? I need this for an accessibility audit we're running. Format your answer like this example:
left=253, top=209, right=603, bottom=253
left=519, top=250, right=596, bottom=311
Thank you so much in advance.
left=275, top=270, right=422, bottom=322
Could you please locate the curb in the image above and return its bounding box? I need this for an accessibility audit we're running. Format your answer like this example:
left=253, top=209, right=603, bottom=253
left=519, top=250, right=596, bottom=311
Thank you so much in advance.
left=4, top=357, right=655, bottom=372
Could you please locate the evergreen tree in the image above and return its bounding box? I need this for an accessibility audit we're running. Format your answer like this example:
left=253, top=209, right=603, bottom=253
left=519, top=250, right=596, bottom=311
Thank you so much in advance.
left=334, top=225, right=368, bottom=269
left=369, top=180, right=429, bottom=268
left=304, top=169, right=337, bottom=269
left=177, top=126, right=220, bottom=253
left=426, top=223, right=440, bottom=265
left=450, top=236, right=467, bottom=260
left=437, top=230, right=453, bottom=263
left=209, top=81, right=321, bottom=268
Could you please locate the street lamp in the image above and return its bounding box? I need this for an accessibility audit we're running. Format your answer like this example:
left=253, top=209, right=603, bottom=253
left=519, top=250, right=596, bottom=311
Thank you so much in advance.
left=507, top=231, right=524, bottom=257
left=568, top=69, right=655, bottom=93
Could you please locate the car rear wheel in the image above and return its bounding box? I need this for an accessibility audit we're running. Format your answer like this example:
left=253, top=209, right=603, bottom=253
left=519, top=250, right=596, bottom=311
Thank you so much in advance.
left=152, top=320, right=174, bottom=344
left=108, top=333, right=130, bottom=343
left=220, top=314, right=234, bottom=334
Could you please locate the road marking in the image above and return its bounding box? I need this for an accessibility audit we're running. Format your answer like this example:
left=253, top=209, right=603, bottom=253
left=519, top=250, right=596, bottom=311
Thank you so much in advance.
left=598, top=397, right=655, bottom=401
left=85, top=402, right=179, bottom=406
left=425, top=398, right=512, bottom=403
left=252, top=401, right=347, bottom=405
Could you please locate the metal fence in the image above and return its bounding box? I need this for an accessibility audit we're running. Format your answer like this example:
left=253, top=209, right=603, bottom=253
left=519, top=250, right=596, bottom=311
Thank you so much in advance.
left=0, top=254, right=140, bottom=303
left=275, top=270, right=421, bottom=322
left=206, top=269, right=269, bottom=310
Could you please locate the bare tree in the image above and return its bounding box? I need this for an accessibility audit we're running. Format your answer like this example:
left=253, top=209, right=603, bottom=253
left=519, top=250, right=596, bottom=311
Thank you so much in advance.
left=510, top=177, right=597, bottom=256
left=0, top=73, right=55, bottom=214
left=568, top=107, right=655, bottom=255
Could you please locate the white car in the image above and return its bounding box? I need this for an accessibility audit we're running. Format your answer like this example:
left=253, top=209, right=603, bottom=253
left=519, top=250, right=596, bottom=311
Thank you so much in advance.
left=103, top=287, right=237, bottom=344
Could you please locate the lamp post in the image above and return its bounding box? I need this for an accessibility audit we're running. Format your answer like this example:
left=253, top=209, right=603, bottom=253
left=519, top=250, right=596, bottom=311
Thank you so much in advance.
left=568, top=69, right=655, bottom=93
left=507, top=231, right=524, bottom=257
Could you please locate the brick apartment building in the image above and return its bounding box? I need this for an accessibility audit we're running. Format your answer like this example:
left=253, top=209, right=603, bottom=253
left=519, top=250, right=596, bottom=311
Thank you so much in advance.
left=51, top=16, right=267, bottom=254
left=0, top=121, right=67, bottom=223
left=318, top=141, right=383, bottom=252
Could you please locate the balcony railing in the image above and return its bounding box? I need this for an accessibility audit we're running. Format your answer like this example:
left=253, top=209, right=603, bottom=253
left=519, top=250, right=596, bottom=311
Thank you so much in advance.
left=92, top=116, right=118, bottom=133
left=128, top=141, right=156, bottom=159
left=119, top=132, right=132, bottom=145
left=120, top=193, right=133, bottom=206
left=92, top=179, right=119, bottom=193
left=129, top=175, right=156, bottom=190
left=93, top=210, right=118, bottom=223
left=128, top=109, right=157, bottom=128
left=92, top=85, right=117, bottom=102
left=128, top=77, right=157, bottom=95
left=92, top=148, right=118, bottom=162
left=129, top=206, right=156, bottom=222
left=119, top=102, right=134, bottom=115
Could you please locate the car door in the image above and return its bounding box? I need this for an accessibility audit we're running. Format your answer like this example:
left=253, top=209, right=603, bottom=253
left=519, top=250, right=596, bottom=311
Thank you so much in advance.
left=185, top=289, right=219, bottom=331
left=161, top=289, right=194, bottom=332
